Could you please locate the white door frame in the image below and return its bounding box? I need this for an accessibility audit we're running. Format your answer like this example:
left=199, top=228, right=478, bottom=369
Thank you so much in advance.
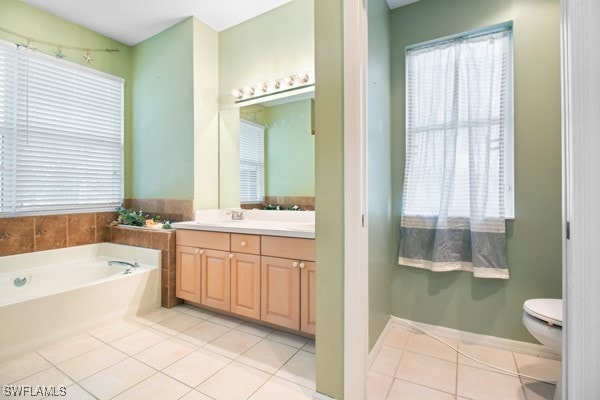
left=561, top=0, right=600, bottom=398
left=342, top=0, right=369, bottom=399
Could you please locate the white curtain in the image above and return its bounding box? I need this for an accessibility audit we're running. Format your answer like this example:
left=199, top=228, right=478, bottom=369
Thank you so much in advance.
left=399, top=29, right=512, bottom=279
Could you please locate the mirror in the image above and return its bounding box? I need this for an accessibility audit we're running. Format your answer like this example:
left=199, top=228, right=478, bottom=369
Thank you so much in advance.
left=219, top=91, right=315, bottom=210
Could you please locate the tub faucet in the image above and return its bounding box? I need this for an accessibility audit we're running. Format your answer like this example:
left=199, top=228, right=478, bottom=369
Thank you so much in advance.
left=227, top=210, right=245, bottom=220
left=108, top=260, right=139, bottom=274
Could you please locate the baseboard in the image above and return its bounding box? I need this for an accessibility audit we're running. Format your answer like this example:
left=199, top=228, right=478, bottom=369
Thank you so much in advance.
left=391, top=316, right=561, bottom=361
left=368, top=316, right=394, bottom=368
left=313, top=392, right=336, bottom=400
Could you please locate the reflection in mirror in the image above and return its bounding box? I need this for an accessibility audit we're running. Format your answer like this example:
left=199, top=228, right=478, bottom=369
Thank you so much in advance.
left=218, top=96, right=315, bottom=210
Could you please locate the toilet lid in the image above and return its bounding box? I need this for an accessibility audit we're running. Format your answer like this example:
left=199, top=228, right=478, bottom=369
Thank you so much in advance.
left=524, top=299, right=563, bottom=327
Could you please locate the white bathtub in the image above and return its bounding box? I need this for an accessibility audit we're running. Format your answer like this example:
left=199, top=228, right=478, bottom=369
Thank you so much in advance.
left=0, top=243, right=161, bottom=361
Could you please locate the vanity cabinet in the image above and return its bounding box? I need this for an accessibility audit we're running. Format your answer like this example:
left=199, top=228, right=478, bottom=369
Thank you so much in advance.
left=175, top=245, right=202, bottom=303
left=175, top=229, right=315, bottom=334
left=230, top=234, right=261, bottom=320
left=261, top=236, right=316, bottom=334
left=200, top=249, right=231, bottom=311
left=176, top=230, right=261, bottom=320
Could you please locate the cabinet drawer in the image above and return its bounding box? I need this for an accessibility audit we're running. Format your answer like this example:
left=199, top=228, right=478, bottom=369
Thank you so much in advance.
left=261, top=236, right=315, bottom=261
left=231, top=234, right=260, bottom=254
left=176, top=230, right=230, bottom=251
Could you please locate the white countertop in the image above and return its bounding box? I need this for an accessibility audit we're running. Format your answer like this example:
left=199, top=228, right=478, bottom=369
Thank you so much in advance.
left=172, top=209, right=315, bottom=239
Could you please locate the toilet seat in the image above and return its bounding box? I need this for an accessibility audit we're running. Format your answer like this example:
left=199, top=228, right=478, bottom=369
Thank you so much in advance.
left=524, top=298, right=562, bottom=327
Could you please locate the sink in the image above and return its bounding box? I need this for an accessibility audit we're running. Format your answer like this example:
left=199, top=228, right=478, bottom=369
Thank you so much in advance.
left=286, top=223, right=315, bottom=232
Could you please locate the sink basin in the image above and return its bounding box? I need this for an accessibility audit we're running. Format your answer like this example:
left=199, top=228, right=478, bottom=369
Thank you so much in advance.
left=286, top=223, right=315, bottom=232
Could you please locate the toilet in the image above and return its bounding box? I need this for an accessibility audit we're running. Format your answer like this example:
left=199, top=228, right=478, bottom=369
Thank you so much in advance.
left=522, top=298, right=562, bottom=400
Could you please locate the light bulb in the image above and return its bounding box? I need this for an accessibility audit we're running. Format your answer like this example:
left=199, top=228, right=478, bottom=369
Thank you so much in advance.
left=231, top=89, right=242, bottom=99
left=269, top=79, right=281, bottom=89
left=243, top=86, right=255, bottom=96
left=259, top=82, right=268, bottom=92
left=297, top=72, right=310, bottom=83
left=284, top=76, right=294, bottom=86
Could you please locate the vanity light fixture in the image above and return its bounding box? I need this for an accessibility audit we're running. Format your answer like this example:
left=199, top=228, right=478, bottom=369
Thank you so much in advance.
left=231, top=71, right=314, bottom=103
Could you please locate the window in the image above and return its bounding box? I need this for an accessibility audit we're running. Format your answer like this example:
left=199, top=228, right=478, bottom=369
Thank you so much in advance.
left=239, top=119, right=264, bottom=204
left=403, top=27, right=514, bottom=220
left=0, top=40, right=123, bottom=216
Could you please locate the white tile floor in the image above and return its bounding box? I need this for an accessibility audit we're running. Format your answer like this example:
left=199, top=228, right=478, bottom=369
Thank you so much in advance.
left=0, top=305, right=316, bottom=400
left=367, top=324, right=561, bottom=400
left=1, top=306, right=561, bottom=400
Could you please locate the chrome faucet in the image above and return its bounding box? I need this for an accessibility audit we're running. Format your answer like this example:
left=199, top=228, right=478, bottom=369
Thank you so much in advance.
left=108, top=260, right=140, bottom=274
left=226, top=210, right=245, bottom=220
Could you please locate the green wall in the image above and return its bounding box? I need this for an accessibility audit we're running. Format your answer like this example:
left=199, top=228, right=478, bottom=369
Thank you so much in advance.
left=265, top=99, right=315, bottom=197
left=0, top=0, right=133, bottom=197
left=390, top=0, right=562, bottom=342
left=368, top=0, right=393, bottom=350
left=314, top=1, right=344, bottom=397
left=218, top=0, right=314, bottom=110
left=131, top=19, right=195, bottom=199
left=218, top=0, right=315, bottom=207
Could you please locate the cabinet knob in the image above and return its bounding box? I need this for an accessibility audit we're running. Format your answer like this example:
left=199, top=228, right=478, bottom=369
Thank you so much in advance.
left=299, top=262, right=306, bottom=269
left=241, top=241, right=247, bottom=247
left=229, top=253, right=235, bottom=259
left=195, top=249, right=199, bottom=254
left=199, top=249, right=204, bottom=254
left=292, top=261, right=299, bottom=268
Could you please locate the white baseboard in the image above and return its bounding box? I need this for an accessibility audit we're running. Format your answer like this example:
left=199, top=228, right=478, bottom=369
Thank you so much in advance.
left=313, top=392, right=336, bottom=400
left=391, top=316, right=561, bottom=361
left=368, top=317, right=394, bottom=367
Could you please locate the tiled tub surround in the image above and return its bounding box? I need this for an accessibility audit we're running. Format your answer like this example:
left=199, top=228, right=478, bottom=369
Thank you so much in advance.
left=107, top=225, right=180, bottom=309
left=0, top=212, right=116, bottom=257
left=0, top=244, right=161, bottom=362
left=123, top=198, right=194, bottom=223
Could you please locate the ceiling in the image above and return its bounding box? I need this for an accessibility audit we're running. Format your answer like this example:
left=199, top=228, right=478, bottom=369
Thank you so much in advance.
left=23, top=0, right=293, bottom=46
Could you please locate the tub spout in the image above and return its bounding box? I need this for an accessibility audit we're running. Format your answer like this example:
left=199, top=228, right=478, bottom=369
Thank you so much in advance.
left=108, top=260, right=139, bottom=274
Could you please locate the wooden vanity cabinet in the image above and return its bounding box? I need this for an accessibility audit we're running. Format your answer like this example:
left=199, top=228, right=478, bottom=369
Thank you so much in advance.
left=230, top=234, right=261, bottom=320
left=175, top=245, right=202, bottom=303
left=261, top=236, right=316, bottom=333
left=260, top=255, right=301, bottom=330
left=200, top=249, right=231, bottom=311
left=176, top=229, right=315, bottom=334
left=300, top=261, right=316, bottom=334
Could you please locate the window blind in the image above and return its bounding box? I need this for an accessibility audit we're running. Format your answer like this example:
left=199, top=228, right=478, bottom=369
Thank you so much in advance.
left=239, top=120, right=264, bottom=204
left=0, top=40, right=124, bottom=216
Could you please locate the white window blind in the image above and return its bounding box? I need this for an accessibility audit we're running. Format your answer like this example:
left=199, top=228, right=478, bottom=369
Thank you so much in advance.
left=239, top=120, right=264, bottom=204
left=0, top=40, right=123, bottom=216
left=403, top=28, right=514, bottom=220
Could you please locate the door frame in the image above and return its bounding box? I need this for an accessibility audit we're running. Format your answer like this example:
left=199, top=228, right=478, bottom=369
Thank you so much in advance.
left=560, top=0, right=600, bottom=398
left=342, top=0, right=369, bottom=399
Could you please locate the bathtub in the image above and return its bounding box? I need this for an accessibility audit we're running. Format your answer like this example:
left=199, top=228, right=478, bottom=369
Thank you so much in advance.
left=0, top=243, right=161, bottom=361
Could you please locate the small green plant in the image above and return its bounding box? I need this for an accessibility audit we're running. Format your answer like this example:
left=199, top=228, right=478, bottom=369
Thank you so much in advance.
left=116, top=207, right=173, bottom=230
left=117, top=207, right=147, bottom=226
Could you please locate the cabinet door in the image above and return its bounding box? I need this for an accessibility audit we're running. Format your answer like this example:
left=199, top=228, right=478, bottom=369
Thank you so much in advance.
left=230, top=253, right=261, bottom=319
left=261, top=256, right=300, bottom=330
left=176, top=245, right=201, bottom=303
left=201, top=249, right=230, bottom=312
left=300, top=261, right=316, bottom=334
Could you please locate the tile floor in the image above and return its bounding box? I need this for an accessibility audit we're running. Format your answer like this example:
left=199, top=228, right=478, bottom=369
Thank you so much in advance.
left=367, top=324, right=561, bottom=400
left=1, top=305, right=561, bottom=400
left=0, top=305, right=316, bottom=400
